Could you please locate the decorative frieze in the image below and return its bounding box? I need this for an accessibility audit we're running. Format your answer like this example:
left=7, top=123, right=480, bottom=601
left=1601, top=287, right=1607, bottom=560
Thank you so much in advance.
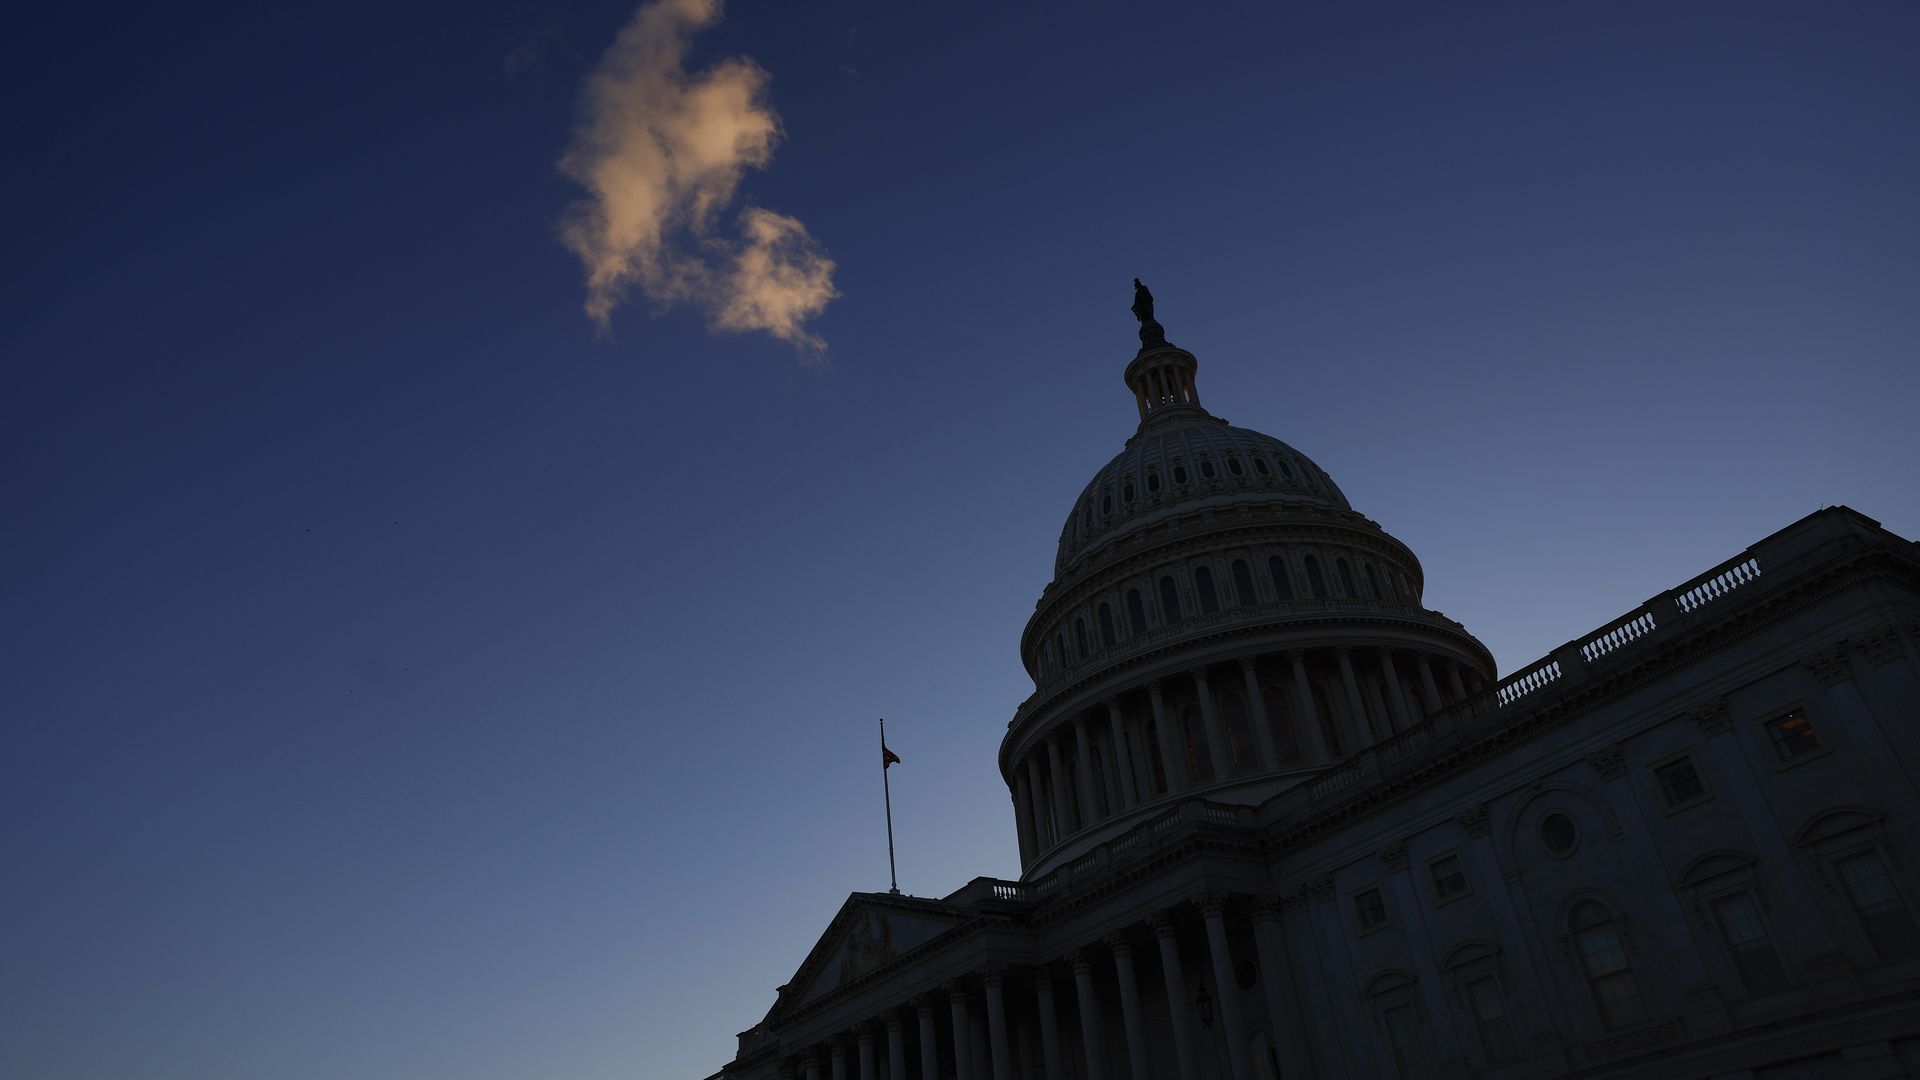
left=1801, top=644, right=1852, bottom=687
left=1858, top=624, right=1900, bottom=664
left=1586, top=742, right=1625, bottom=779
left=1688, top=698, right=1729, bottom=734
left=1455, top=803, right=1490, bottom=837
left=1378, top=839, right=1409, bottom=870
left=1249, top=894, right=1284, bottom=924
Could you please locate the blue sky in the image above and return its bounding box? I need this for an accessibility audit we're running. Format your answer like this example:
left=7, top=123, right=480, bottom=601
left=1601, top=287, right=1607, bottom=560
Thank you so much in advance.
left=4, top=3, right=1917, bottom=1078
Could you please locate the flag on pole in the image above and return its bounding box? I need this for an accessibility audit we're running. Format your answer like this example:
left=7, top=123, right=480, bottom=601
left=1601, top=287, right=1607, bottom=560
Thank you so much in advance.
left=883, top=741, right=901, bottom=769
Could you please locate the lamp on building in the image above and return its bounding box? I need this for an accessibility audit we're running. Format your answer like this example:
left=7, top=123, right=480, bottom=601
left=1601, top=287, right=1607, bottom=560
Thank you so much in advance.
left=1195, top=984, right=1215, bottom=1030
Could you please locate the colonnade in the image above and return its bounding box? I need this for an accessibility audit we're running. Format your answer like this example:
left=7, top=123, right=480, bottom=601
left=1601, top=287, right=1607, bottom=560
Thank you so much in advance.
left=1012, top=646, right=1487, bottom=862
left=778, top=893, right=1306, bottom=1080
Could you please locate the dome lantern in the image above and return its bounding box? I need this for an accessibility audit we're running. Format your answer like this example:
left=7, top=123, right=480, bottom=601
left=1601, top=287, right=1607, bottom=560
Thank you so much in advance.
left=1123, top=279, right=1204, bottom=424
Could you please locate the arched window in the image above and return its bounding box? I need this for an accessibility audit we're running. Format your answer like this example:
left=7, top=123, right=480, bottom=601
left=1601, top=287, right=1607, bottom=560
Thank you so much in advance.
left=1571, top=901, right=1647, bottom=1029
left=1147, top=467, right=1162, bottom=493
left=1195, top=566, right=1220, bottom=614
left=1074, top=617, right=1089, bottom=659
left=1055, top=634, right=1067, bottom=670
left=1173, top=463, right=1189, bottom=485
left=1160, top=576, right=1182, bottom=621
left=1278, top=459, right=1295, bottom=479
left=1122, top=478, right=1135, bottom=502
left=1227, top=455, right=1244, bottom=476
left=1305, top=556, right=1328, bottom=599
left=1253, top=457, right=1270, bottom=476
left=1183, top=705, right=1213, bottom=783
left=1232, top=559, right=1255, bottom=606
left=1220, top=692, right=1254, bottom=773
left=1200, top=457, right=1216, bottom=479
left=1269, top=556, right=1293, bottom=601
left=1263, top=685, right=1298, bottom=762
left=1126, top=588, right=1147, bottom=635
left=1081, top=500, right=1092, bottom=527
left=1101, top=491, right=1112, bottom=514
left=1364, top=563, right=1381, bottom=599
left=1098, top=603, right=1116, bottom=648
left=1337, top=558, right=1357, bottom=598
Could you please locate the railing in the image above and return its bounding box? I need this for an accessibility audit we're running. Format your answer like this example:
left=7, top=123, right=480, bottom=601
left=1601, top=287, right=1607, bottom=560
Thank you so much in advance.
left=1496, top=659, right=1561, bottom=707
left=1673, top=555, right=1761, bottom=613
left=1580, top=609, right=1657, bottom=662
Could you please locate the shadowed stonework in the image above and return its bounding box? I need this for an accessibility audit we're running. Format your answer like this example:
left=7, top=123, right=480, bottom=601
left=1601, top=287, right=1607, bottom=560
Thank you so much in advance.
left=697, top=292, right=1920, bottom=1080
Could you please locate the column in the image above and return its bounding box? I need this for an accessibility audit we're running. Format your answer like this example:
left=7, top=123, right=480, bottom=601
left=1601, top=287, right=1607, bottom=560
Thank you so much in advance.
left=1335, top=647, right=1373, bottom=748
left=1073, top=716, right=1101, bottom=824
left=1106, top=932, right=1152, bottom=1080
left=1288, top=650, right=1331, bottom=761
left=1106, top=699, right=1139, bottom=808
left=1415, top=652, right=1443, bottom=714
left=1149, top=911, right=1200, bottom=1080
left=803, top=1049, right=823, bottom=1080
left=1198, top=892, right=1253, bottom=1080
left=886, top=1014, right=907, bottom=1080
left=917, top=998, right=940, bottom=1080
left=858, top=1026, right=877, bottom=1080
left=1013, top=771, right=1037, bottom=861
left=948, top=982, right=974, bottom=1080
left=1240, top=657, right=1281, bottom=770
left=1036, top=975, right=1066, bottom=1080
left=1377, top=648, right=1413, bottom=733
left=983, top=964, right=1014, bottom=1080
left=969, top=1013, right=988, bottom=1080
left=831, top=1038, right=848, bottom=1080
left=1070, top=949, right=1111, bottom=1080
left=1046, top=736, right=1074, bottom=835
left=1249, top=896, right=1314, bottom=1080
left=1191, top=667, right=1233, bottom=778
left=1025, top=757, right=1052, bottom=850
left=1445, top=663, right=1467, bottom=703
left=1149, top=681, right=1188, bottom=791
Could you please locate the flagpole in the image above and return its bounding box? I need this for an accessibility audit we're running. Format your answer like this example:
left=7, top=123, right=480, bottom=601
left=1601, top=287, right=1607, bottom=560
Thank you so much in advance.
left=880, top=718, right=899, bottom=895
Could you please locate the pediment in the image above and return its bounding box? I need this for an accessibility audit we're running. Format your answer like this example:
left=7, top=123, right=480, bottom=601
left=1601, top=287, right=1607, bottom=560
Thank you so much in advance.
left=775, top=893, right=968, bottom=1013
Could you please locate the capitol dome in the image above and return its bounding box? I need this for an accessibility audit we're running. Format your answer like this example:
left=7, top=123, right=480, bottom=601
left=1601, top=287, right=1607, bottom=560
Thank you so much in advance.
left=1002, top=285, right=1497, bottom=877
left=1055, top=416, right=1351, bottom=578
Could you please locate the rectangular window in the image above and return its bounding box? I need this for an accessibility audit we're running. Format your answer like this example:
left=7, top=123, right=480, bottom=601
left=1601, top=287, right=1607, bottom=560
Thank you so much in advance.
left=1710, top=892, right=1789, bottom=992
left=1430, top=854, right=1468, bottom=900
left=1766, top=709, right=1821, bottom=760
left=1382, top=1003, right=1421, bottom=1079
left=1355, top=887, right=1388, bottom=930
left=1466, top=976, right=1519, bottom=1063
left=1837, top=852, right=1920, bottom=958
left=1655, top=757, right=1704, bottom=807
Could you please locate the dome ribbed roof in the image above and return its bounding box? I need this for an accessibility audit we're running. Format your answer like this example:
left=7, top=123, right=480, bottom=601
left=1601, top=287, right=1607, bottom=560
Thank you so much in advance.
left=1054, top=413, right=1350, bottom=577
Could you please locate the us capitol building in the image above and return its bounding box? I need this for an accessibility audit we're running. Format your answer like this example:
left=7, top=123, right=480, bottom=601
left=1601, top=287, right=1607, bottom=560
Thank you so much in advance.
left=696, top=288, right=1920, bottom=1079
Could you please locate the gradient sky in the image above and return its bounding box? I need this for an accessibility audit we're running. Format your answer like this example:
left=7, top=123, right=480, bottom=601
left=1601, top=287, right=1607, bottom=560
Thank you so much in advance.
left=5, top=3, right=1918, bottom=1078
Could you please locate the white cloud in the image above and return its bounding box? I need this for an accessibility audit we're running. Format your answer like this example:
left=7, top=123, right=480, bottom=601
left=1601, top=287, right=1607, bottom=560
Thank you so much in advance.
left=558, top=0, right=837, bottom=359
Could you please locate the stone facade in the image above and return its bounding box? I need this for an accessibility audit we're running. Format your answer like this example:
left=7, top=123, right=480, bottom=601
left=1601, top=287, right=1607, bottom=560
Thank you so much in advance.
left=697, top=323, right=1920, bottom=1079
